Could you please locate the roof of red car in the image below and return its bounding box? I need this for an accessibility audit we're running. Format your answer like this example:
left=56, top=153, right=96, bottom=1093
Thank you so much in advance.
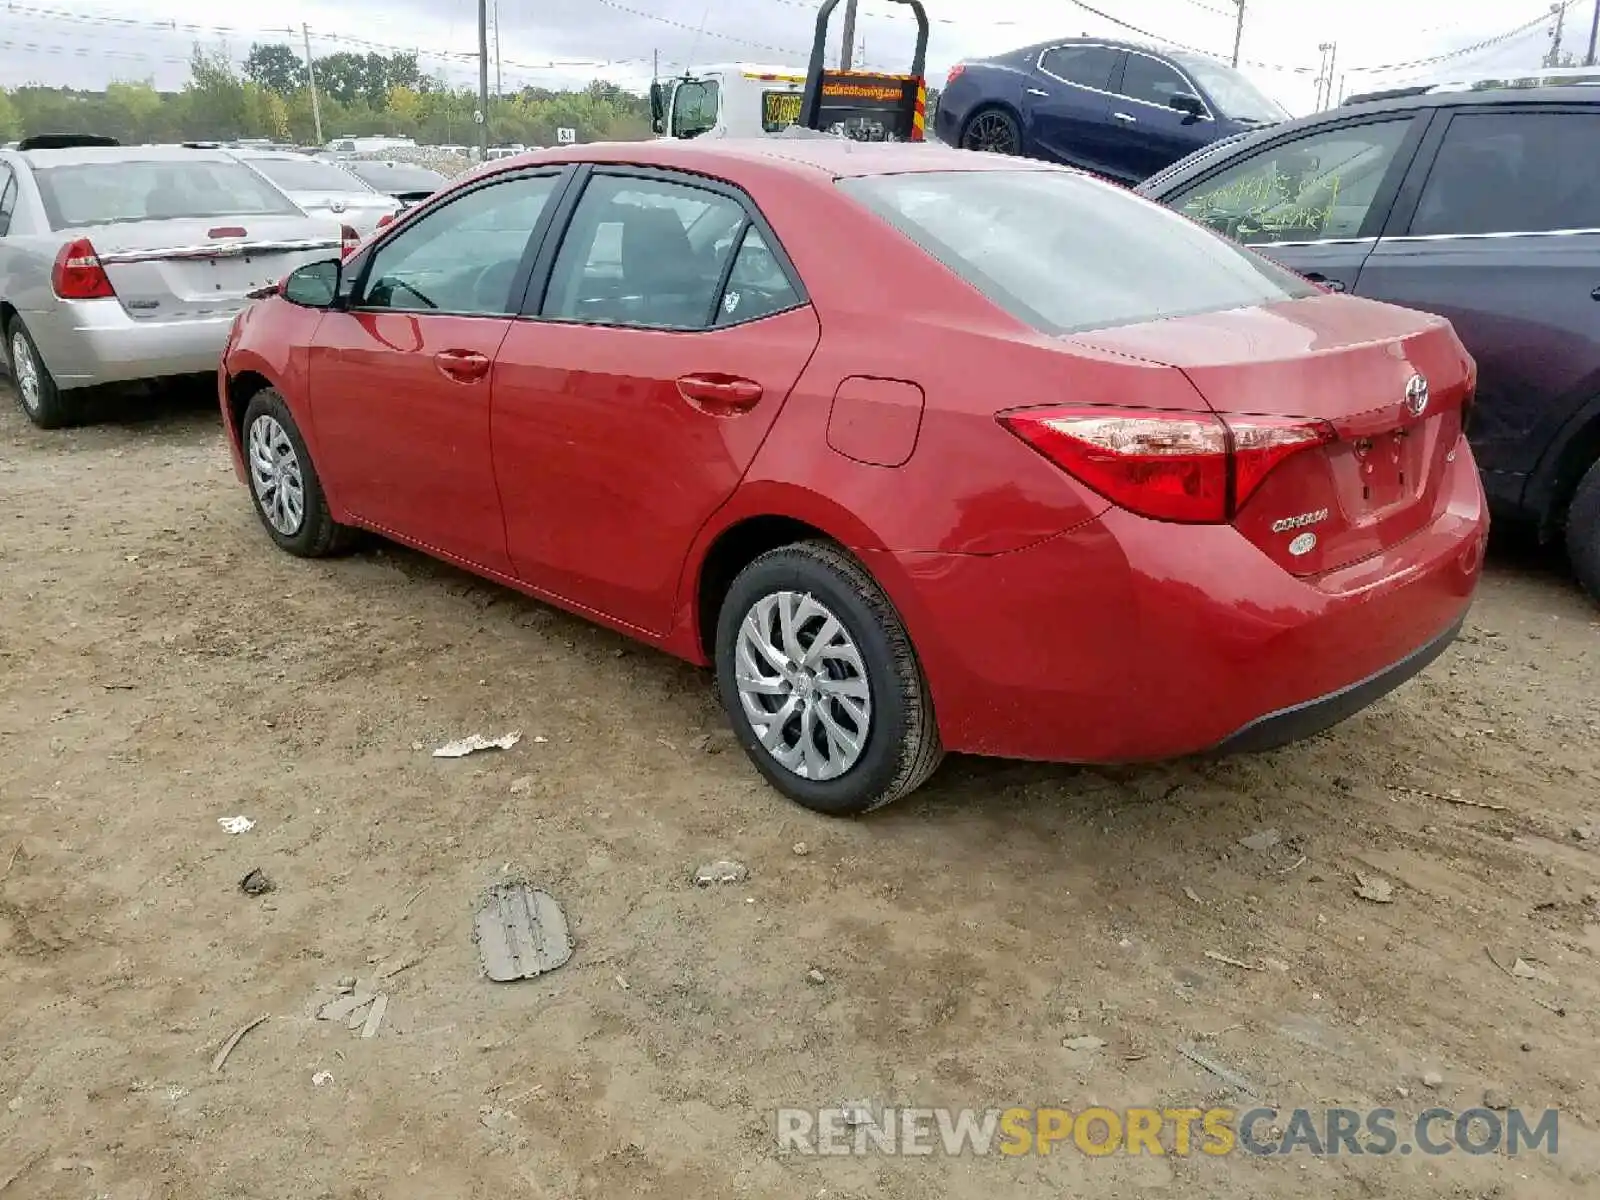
left=478, top=136, right=1060, bottom=182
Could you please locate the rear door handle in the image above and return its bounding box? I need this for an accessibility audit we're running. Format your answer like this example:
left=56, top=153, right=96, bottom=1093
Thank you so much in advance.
left=1302, top=272, right=1347, bottom=293
left=676, top=374, right=763, bottom=413
left=1025, top=87, right=1049, bottom=97
left=1112, top=111, right=1137, bottom=122
left=433, top=349, right=490, bottom=381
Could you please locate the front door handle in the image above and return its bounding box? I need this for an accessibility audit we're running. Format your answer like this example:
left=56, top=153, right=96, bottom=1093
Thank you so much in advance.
left=1302, top=272, right=1347, bottom=293
left=676, top=373, right=763, bottom=414
left=1112, top=111, right=1137, bottom=123
left=433, top=349, right=491, bottom=382
left=1025, top=87, right=1049, bottom=97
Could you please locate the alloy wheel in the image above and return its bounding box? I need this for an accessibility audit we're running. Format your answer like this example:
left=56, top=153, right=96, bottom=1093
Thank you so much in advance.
left=962, top=111, right=1019, bottom=154
left=10, top=332, right=40, bottom=414
left=734, top=590, right=873, bottom=781
left=247, top=414, right=307, bottom=536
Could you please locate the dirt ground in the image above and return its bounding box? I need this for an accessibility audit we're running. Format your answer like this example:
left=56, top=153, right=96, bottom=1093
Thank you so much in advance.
left=2, top=382, right=1599, bottom=1200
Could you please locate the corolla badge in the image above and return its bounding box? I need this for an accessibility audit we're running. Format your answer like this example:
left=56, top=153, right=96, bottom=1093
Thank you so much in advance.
left=1271, top=508, right=1328, bottom=533
left=1405, top=373, right=1429, bottom=418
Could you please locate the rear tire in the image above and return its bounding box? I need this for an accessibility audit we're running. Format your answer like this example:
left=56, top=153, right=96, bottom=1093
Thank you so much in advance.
left=1565, top=458, right=1600, bottom=603
left=714, top=540, right=942, bottom=816
left=5, top=318, right=78, bottom=429
left=959, top=106, right=1022, bottom=155
left=240, top=389, right=356, bottom=558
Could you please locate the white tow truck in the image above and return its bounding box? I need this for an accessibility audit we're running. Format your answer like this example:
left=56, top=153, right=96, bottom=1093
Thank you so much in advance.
left=649, top=63, right=810, bottom=141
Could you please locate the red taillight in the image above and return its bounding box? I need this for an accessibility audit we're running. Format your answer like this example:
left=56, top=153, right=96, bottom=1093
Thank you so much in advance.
left=946, top=63, right=965, bottom=86
left=377, top=213, right=395, bottom=228
left=51, top=237, right=115, bottom=300
left=1000, top=406, right=1334, bottom=524
left=340, top=224, right=361, bottom=257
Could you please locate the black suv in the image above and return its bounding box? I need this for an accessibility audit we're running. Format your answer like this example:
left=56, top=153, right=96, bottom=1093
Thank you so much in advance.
left=1136, top=83, right=1600, bottom=599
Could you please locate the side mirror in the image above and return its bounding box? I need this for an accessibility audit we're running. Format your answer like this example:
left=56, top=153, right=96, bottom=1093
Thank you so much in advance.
left=281, top=258, right=342, bottom=308
left=1169, top=92, right=1205, bottom=118
left=649, top=82, right=666, bottom=134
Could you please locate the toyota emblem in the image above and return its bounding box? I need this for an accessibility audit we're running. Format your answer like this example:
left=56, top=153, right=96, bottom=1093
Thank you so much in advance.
left=1404, top=373, right=1429, bottom=418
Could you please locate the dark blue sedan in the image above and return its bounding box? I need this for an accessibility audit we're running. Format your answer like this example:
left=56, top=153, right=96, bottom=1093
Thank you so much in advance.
left=935, top=38, right=1289, bottom=185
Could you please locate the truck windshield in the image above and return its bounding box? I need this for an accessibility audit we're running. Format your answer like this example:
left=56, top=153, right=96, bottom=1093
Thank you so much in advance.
left=671, top=78, right=720, bottom=138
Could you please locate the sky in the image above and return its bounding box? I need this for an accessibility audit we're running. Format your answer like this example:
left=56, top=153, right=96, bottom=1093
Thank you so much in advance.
left=2, top=0, right=1595, bottom=116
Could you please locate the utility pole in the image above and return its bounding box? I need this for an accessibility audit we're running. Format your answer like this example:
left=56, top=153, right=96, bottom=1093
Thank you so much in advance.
left=1314, top=42, right=1332, bottom=109
left=840, top=0, right=859, bottom=71
left=1546, top=2, right=1568, bottom=67
left=1230, top=0, right=1245, bottom=68
left=1324, top=43, right=1337, bottom=110
left=302, top=23, right=323, bottom=145
left=1586, top=0, right=1598, bottom=65
left=493, top=0, right=502, bottom=100
left=477, top=0, right=490, bottom=158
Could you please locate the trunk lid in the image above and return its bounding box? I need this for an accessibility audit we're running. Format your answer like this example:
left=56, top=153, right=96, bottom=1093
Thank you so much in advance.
left=1065, top=294, right=1475, bottom=575
left=87, top=215, right=344, bottom=322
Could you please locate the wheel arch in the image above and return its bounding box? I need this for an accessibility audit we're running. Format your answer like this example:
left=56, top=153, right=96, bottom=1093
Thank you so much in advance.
left=674, top=482, right=906, bottom=665
left=1527, top=393, right=1600, bottom=540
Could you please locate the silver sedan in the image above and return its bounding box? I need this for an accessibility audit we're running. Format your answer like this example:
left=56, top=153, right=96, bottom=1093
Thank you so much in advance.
left=0, top=139, right=351, bottom=428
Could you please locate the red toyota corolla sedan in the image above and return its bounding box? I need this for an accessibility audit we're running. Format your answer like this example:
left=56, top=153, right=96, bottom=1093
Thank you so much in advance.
left=219, top=137, right=1487, bottom=816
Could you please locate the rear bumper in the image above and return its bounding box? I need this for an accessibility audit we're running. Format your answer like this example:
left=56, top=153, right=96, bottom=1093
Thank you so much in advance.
left=1208, top=615, right=1464, bottom=755
left=23, top=299, right=235, bottom=390
left=864, top=437, right=1488, bottom=763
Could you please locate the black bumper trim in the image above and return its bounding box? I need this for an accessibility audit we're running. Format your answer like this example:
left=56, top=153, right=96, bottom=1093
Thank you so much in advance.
left=1207, top=614, right=1466, bottom=757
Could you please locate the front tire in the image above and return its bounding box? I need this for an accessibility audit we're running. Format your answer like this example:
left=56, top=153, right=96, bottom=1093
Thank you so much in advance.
left=714, top=540, right=942, bottom=816
left=240, top=389, right=355, bottom=558
left=1565, top=458, right=1600, bottom=602
left=5, top=318, right=78, bottom=429
left=959, top=106, right=1022, bottom=155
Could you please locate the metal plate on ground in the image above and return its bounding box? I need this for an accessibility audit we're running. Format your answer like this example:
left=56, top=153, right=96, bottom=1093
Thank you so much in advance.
left=474, top=884, right=573, bottom=982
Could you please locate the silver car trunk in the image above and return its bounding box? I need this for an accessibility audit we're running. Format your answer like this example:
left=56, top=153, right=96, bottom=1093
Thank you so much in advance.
left=87, top=215, right=343, bottom=321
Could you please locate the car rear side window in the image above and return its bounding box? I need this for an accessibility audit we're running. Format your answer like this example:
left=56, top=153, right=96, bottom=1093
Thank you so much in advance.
left=541, top=174, right=748, bottom=330
left=1409, top=111, right=1600, bottom=237
left=1169, top=119, right=1413, bottom=245
left=840, top=169, right=1316, bottom=335
left=1120, top=54, right=1192, bottom=108
left=32, top=159, right=302, bottom=229
left=0, top=167, right=16, bottom=236
left=1039, top=46, right=1120, bottom=92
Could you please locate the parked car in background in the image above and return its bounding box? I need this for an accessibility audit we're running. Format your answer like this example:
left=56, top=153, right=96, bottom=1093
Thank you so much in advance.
left=935, top=37, right=1289, bottom=184
left=226, top=149, right=401, bottom=235
left=326, top=135, right=417, bottom=156
left=1137, top=82, right=1600, bottom=600
left=0, top=137, right=356, bottom=428
left=341, top=160, right=450, bottom=208
left=219, top=138, right=1484, bottom=816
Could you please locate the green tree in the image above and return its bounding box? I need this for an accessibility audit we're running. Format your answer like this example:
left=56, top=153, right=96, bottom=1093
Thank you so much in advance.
left=244, top=43, right=305, bottom=96
left=0, top=89, right=20, bottom=140
left=314, top=52, right=365, bottom=108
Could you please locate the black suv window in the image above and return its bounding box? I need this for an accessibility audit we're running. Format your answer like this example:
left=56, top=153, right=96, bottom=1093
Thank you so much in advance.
left=1172, top=119, right=1414, bottom=245
left=1410, top=110, right=1600, bottom=237
left=1121, top=54, right=1193, bottom=108
left=1038, top=46, right=1119, bottom=92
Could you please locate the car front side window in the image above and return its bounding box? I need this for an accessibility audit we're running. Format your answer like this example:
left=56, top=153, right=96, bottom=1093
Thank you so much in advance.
left=540, top=174, right=748, bottom=331
left=1171, top=119, right=1413, bottom=245
left=1121, top=55, right=1192, bottom=109
left=358, top=173, right=560, bottom=315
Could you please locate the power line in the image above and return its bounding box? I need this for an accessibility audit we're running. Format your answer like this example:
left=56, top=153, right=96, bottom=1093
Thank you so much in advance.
left=1344, top=1, right=1579, bottom=74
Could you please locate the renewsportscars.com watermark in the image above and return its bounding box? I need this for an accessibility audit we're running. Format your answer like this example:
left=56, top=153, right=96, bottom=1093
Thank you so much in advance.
left=776, top=1106, right=1560, bottom=1158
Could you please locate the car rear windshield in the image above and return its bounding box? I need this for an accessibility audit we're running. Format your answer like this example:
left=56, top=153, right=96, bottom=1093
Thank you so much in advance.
left=33, top=158, right=302, bottom=230
left=249, top=157, right=375, bottom=194
left=838, top=169, right=1317, bottom=335
left=348, top=163, right=447, bottom=192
